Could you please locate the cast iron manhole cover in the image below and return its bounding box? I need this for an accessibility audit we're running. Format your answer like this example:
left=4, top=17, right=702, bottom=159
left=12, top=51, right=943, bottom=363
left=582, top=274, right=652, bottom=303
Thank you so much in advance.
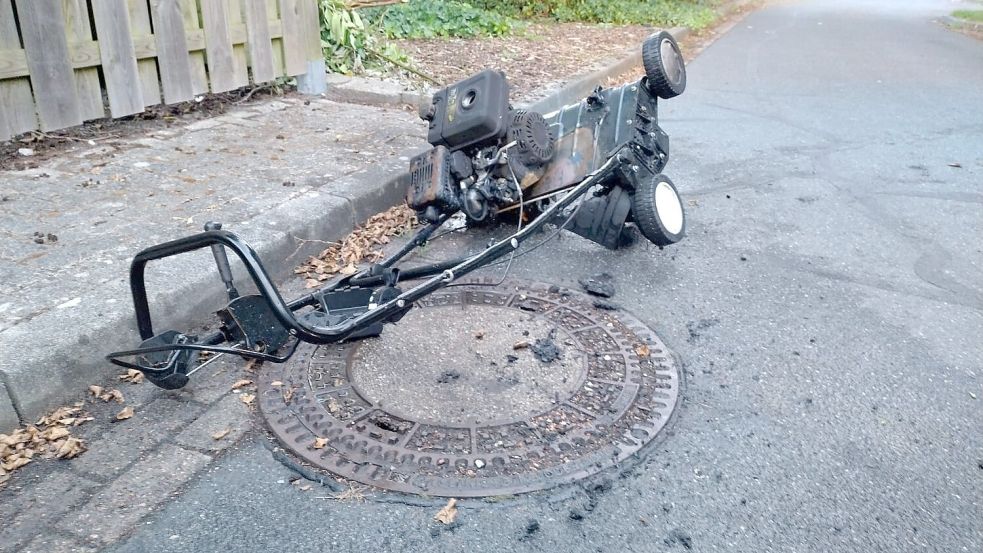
left=258, top=280, right=680, bottom=497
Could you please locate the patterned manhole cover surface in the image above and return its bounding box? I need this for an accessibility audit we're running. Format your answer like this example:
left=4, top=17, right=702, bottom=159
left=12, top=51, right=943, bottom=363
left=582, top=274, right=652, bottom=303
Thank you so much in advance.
left=258, top=280, right=680, bottom=497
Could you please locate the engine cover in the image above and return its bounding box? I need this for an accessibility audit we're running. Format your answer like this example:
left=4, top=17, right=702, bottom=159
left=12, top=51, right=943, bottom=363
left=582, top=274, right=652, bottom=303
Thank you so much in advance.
left=406, top=146, right=458, bottom=218
left=423, top=70, right=510, bottom=151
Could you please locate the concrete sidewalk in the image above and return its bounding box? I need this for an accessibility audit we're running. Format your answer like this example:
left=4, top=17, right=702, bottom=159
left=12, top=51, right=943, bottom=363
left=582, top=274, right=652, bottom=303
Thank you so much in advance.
left=0, top=95, right=429, bottom=430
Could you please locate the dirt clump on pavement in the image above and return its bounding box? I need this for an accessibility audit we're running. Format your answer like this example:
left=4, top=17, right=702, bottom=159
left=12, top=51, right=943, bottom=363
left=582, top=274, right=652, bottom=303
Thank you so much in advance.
left=579, top=272, right=616, bottom=298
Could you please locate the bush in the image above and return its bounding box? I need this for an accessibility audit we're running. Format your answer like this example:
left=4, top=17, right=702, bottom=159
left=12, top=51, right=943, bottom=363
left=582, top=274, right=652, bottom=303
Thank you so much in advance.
left=318, top=0, right=410, bottom=74
left=363, top=0, right=516, bottom=39
left=471, top=0, right=717, bottom=29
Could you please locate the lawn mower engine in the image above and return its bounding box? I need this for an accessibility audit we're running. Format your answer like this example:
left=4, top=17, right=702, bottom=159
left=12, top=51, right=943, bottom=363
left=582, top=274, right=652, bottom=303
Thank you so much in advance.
left=409, top=69, right=555, bottom=224
left=406, top=29, right=688, bottom=249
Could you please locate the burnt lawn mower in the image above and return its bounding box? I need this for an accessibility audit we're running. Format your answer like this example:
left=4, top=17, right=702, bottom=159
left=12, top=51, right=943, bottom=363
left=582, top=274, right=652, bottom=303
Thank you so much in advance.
left=107, top=31, right=689, bottom=390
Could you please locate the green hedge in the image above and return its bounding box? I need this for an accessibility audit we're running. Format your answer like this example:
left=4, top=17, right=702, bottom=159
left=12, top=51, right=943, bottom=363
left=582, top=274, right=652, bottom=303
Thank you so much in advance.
left=471, top=0, right=717, bottom=29
left=363, top=0, right=516, bottom=39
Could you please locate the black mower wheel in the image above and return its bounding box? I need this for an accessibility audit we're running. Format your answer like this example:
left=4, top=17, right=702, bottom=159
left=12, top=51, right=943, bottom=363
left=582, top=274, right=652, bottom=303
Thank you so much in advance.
left=631, top=174, right=686, bottom=247
left=642, top=31, right=687, bottom=99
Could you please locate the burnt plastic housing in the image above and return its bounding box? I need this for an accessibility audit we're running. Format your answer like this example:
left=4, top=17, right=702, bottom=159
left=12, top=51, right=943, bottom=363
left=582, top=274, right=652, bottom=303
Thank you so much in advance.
left=406, top=146, right=458, bottom=217
left=424, top=69, right=510, bottom=151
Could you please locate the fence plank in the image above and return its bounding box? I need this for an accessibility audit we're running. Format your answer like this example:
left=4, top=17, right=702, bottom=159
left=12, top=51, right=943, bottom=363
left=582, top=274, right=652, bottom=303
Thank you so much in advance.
left=244, top=0, right=275, bottom=83
left=126, top=0, right=162, bottom=106
left=0, top=0, right=36, bottom=139
left=180, top=0, right=208, bottom=94
left=303, top=0, right=321, bottom=60
left=15, top=0, right=83, bottom=131
left=150, top=0, right=195, bottom=103
left=278, top=0, right=305, bottom=76
left=91, top=0, right=144, bottom=117
left=227, top=0, right=250, bottom=88
left=201, top=0, right=238, bottom=92
left=62, top=0, right=105, bottom=121
left=267, top=0, right=285, bottom=76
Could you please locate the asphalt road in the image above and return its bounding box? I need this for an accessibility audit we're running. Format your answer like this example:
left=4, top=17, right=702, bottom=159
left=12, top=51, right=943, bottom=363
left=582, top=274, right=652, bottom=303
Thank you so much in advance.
left=110, top=0, right=983, bottom=551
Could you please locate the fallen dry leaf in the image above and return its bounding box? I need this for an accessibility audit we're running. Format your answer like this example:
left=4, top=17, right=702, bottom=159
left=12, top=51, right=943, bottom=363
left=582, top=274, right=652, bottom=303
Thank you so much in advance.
left=42, top=427, right=70, bottom=441
left=312, top=437, right=328, bottom=449
left=434, top=498, right=458, bottom=524
left=240, top=393, right=256, bottom=406
left=89, top=386, right=124, bottom=403
left=212, top=428, right=232, bottom=441
left=105, top=389, right=125, bottom=403
left=635, top=344, right=650, bottom=358
left=283, top=387, right=295, bottom=403
left=326, top=398, right=340, bottom=414
left=54, top=437, right=86, bottom=459
left=2, top=456, right=31, bottom=471
left=270, top=380, right=284, bottom=387
left=115, top=406, right=134, bottom=421
left=231, top=379, right=253, bottom=390
left=119, top=369, right=144, bottom=384
left=292, top=479, right=313, bottom=492
left=513, top=341, right=530, bottom=350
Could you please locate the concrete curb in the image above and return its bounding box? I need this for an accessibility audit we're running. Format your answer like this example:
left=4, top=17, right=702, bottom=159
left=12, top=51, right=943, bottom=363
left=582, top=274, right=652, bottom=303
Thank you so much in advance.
left=941, top=14, right=983, bottom=32
left=325, top=74, right=431, bottom=110
left=0, top=381, right=16, bottom=432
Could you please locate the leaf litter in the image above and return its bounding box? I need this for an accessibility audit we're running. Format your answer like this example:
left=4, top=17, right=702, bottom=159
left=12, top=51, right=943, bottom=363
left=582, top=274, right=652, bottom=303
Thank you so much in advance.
left=1, top=403, right=93, bottom=487
left=295, top=205, right=416, bottom=288
left=319, top=482, right=368, bottom=502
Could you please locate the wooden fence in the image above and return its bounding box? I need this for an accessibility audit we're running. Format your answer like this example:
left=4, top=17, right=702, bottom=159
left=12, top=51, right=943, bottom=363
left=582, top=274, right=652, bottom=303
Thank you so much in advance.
left=0, top=0, right=322, bottom=141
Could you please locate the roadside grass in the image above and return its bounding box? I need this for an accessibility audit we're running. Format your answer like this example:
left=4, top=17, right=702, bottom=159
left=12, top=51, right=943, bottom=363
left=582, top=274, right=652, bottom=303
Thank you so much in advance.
left=952, top=9, right=983, bottom=22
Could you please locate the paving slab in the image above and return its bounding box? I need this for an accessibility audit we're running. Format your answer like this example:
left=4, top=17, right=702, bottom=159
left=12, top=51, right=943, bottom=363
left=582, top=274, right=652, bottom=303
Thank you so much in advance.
left=0, top=95, right=429, bottom=424
left=0, top=470, right=100, bottom=551
left=68, top=397, right=204, bottom=480
left=58, top=446, right=211, bottom=545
